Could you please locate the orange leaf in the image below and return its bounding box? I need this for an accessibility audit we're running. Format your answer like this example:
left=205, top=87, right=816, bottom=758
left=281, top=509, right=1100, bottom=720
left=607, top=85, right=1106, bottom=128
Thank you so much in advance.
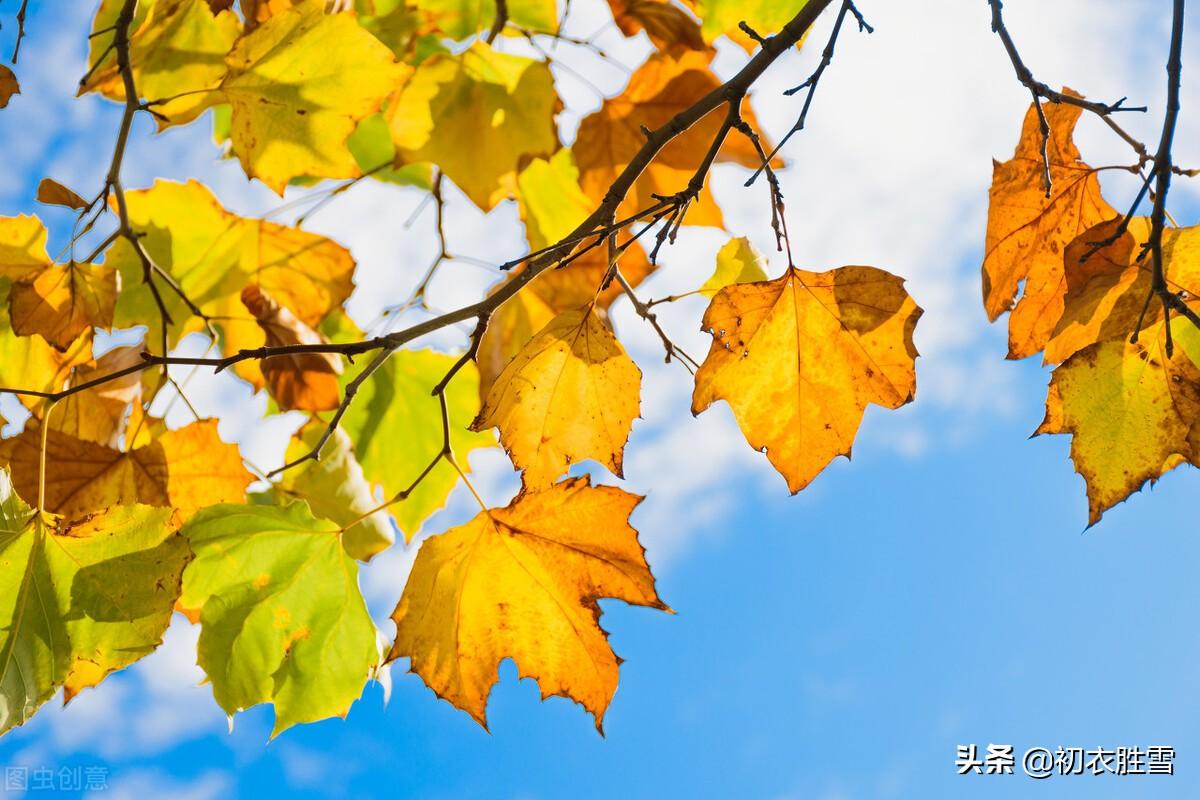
left=574, top=49, right=767, bottom=229
left=36, top=178, right=89, bottom=211
left=693, top=266, right=921, bottom=492
left=8, top=261, right=117, bottom=350
left=0, top=419, right=253, bottom=519
left=608, top=0, right=707, bottom=51
left=0, top=65, right=18, bottom=108
left=389, top=477, right=668, bottom=730
left=981, top=88, right=1117, bottom=360
left=240, top=285, right=343, bottom=412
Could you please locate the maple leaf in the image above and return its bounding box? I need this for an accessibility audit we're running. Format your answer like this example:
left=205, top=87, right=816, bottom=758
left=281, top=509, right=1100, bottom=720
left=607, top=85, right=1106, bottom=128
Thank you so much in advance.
left=0, top=314, right=93, bottom=411
left=608, top=0, right=707, bottom=51
left=277, top=425, right=395, bottom=561
left=981, top=89, right=1117, bottom=360
left=1037, top=316, right=1200, bottom=525
left=81, top=0, right=240, bottom=128
left=0, top=471, right=189, bottom=734
left=0, top=65, right=17, bottom=109
left=240, top=285, right=343, bottom=411
left=179, top=502, right=380, bottom=735
left=51, top=346, right=145, bottom=448
left=692, top=266, right=921, bottom=492
left=682, top=0, right=809, bottom=50
left=1045, top=219, right=1200, bottom=364
left=387, top=42, right=559, bottom=210
left=0, top=215, right=53, bottom=286
left=413, top=0, right=557, bottom=40
left=219, top=0, right=403, bottom=193
left=574, top=49, right=766, bottom=228
left=110, top=180, right=355, bottom=389
left=339, top=349, right=495, bottom=538
left=0, top=419, right=253, bottom=520
left=389, top=477, right=667, bottom=730
left=8, top=261, right=117, bottom=351
left=474, top=305, right=642, bottom=488
left=698, top=235, right=767, bottom=296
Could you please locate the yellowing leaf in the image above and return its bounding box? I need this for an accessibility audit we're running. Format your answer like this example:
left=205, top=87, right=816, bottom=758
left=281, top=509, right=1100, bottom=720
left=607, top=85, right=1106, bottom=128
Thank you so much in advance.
left=220, top=0, right=403, bottom=193
left=0, top=65, right=18, bottom=108
left=0, top=419, right=253, bottom=520
left=981, top=89, right=1117, bottom=359
left=82, top=0, right=240, bottom=128
left=8, top=261, right=117, bottom=350
left=340, top=349, right=495, bottom=538
left=699, top=236, right=767, bottom=296
left=574, top=49, right=766, bottom=228
left=1037, top=317, right=1200, bottom=525
left=387, top=42, right=558, bottom=210
left=180, top=502, right=379, bottom=735
left=111, top=180, right=355, bottom=384
left=692, top=266, right=921, bottom=492
left=0, top=215, right=52, bottom=286
left=0, top=472, right=188, bottom=734
left=413, top=0, right=557, bottom=41
left=1046, top=219, right=1200, bottom=364
left=36, top=179, right=88, bottom=211
left=684, top=0, right=808, bottom=50
left=608, top=0, right=707, bottom=51
left=389, top=477, right=666, bottom=729
left=0, top=314, right=92, bottom=410
left=240, top=285, right=342, bottom=411
left=279, top=425, right=395, bottom=561
left=475, top=305, right=641, bottom=488
left=51, top=346, right=145, bottom=448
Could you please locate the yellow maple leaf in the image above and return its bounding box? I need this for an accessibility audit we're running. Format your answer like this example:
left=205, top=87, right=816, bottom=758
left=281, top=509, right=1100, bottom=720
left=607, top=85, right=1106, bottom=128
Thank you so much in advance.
left=220, top=0, right=403, bottom=193
left=981, top=89, right=1117, bottom=360
left=389, top=477, right=667, bottom=730
left=698, top=235, right=767, bottom=297
left=52, top=346, right=145, bottom=448
left=574, top=49, right=766, bottom=228
left=81, top=0, right=240, bottom=128
left=0, top=419, right=253, bottom=519
left=692, top=266, right=921, bottom=492
left=1046, top=219, right=1200, bottom=364
left=8, top=261, right=117, bottom=351
left=0, top=215, right=52, bottom=284
left=474, top=305, right=642, bottom=488
left=387, top=41, right=558, bottom=210
left=1037, top=316, right=1200, bottom=525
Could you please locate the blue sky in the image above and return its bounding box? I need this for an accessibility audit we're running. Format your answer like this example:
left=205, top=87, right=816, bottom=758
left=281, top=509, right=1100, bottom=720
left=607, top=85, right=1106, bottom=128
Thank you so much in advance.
left=2, top=1, right=1200, bottom=798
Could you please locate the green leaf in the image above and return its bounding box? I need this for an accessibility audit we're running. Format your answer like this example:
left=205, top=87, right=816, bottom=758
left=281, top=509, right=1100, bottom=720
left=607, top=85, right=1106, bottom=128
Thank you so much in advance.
left=280, top=426, right=396, bottom=562
left=346, top=114, right=435, bottom=190
left=0, top=470, right=188, bottom=735
left=341, top=349, right=495, bottom=539
left=179, top=502, right=379, bottom=736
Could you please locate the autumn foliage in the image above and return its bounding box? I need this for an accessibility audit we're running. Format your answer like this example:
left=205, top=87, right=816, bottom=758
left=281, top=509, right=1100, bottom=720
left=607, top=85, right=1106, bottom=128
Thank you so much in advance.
left=0, top=0, right=1193, bottom=742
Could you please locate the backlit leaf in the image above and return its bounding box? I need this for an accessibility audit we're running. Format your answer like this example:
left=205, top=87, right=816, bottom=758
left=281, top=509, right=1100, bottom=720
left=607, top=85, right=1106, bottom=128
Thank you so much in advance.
left=387, top=42, right=559, bottom=210
left=692, top=266, right=921, bottom=492
left=0, top=419, right=253, bottom=520
left=339, top=349, right=495, bottom=538
left=389, top=477, right=667, bottom=729
left=220, top=0, right=403, bottom=193
left=475, top=305, right=641, bottom=488
left=240, top=285, right=343, bottom=411
left=574, top=49, right=766, bottom=228
left=8, top=261, right=117, bottom=351
left=180, top=502, right=379, bottom=735
left=698, top=236, right=767, bottom=297
left=0, top=471, right=188, bottom=734
left=981, top=89, right=1116, bottom=359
